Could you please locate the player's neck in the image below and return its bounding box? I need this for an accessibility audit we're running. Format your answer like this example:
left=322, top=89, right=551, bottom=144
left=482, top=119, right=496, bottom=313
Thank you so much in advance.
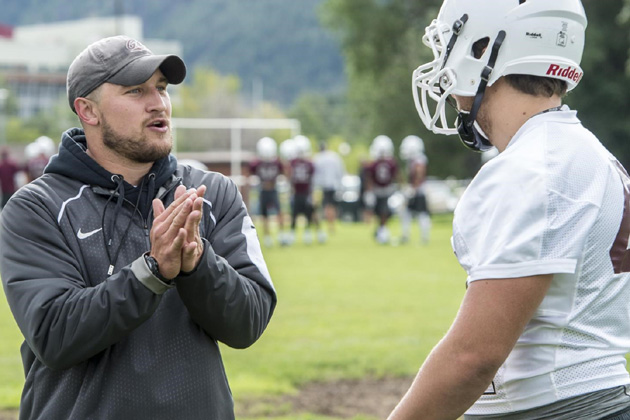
left=485, top=81, right=562, bottom=152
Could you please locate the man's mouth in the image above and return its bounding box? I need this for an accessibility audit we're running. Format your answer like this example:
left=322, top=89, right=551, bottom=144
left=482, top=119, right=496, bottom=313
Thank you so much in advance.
left=147, top=119, right=169, bottom=132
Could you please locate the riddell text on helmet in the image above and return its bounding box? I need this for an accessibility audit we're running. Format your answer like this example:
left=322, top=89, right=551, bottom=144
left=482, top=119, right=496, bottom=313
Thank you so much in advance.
left=546, top=64, right=583, bottom=83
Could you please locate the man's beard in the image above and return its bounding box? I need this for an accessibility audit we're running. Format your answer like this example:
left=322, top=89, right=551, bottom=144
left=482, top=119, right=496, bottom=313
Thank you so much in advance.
left=101, top=117, right=172, bottom=163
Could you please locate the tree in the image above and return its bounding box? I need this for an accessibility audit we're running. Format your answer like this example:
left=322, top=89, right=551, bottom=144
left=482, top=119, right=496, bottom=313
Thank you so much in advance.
left=288, top=91, right=348, bottom=143
left=567, top=0, right=630, bottom=168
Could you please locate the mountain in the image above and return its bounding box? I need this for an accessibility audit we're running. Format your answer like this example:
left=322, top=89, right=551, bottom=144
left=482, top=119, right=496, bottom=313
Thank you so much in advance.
left=2, top=0, right=346, bottom=107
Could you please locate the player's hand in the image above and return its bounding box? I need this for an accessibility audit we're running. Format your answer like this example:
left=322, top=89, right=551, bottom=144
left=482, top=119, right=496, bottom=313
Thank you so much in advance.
left=150, top=188, right=198, bottom=279
left=180, top=185, right=207, bottom=273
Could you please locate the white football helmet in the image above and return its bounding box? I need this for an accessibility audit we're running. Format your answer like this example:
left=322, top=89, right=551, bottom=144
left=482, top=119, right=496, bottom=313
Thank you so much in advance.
left=25, top=142, right=42, bottom=160
left=256, top=136, right=277, bottom=160
left=35, top=136, right=56, bottom=157
left=279, top=138, right=297, bottom=161
left=370, top=135, right=394, bottom=159
left=400, top=135, right=425, bottom=160
left=412, top=0, right=587, bottom=151
left=293, top=135, right=312, bottom=158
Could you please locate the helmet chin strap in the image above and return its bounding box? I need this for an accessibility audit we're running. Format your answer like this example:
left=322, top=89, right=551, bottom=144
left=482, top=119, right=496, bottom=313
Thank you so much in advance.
left=456, top=111, right=493, bottom=152
left=456, top=30, right=506, bottom=152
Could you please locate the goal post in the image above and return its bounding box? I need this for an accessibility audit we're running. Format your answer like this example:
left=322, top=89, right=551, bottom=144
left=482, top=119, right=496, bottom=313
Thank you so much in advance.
left=171, top=118, right=302, bottom=178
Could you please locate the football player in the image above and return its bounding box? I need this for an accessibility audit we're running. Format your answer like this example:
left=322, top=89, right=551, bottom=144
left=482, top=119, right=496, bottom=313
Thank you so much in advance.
left=248, top=137, right=287, bottom=247
left=313, top=142, right=345, bottom=235
left=390, top=1, right=630, bottom=419
left=398, top=135, right=431, bottom=244
left=365, top=135, right=398, bottom=244
left=287, top=135, right=325, bottom=245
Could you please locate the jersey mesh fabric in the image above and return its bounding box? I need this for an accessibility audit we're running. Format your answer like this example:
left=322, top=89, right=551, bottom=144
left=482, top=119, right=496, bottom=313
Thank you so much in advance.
left=452, top=110, right=630, bottom=415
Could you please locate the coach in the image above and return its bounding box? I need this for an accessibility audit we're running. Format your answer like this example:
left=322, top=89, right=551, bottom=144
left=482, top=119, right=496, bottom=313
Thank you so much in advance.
left=0, top=36, right=276, bottom=420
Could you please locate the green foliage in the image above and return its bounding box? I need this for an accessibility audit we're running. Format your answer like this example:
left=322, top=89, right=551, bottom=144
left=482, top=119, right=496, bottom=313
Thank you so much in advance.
left=172, top=66, right=293, bottom=153
left=566, top=1, right=630, bottom=169
left=0, top=287, right=23, bottom=410
left=288, top=92, right=348, bottom=143
left=3, top=92, right=75, bottom=145
left=174, top=67, right=243, bottom=118
left=5, top=118, right=41, bottom=145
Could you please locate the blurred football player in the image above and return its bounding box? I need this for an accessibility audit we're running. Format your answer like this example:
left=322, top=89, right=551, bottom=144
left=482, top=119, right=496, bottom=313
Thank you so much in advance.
left=25, top=136, right=55, bottom=183
left=365, top=135, right=398, bottom=244
left=399, top=135, right=431, bottom=244
left=313, top=142, right=345, bottom=234
left=287, top=135, right=325, bottom=245
left=248, top=137, right=287, bottom=247
left=390, top=1, right=630, bottom=419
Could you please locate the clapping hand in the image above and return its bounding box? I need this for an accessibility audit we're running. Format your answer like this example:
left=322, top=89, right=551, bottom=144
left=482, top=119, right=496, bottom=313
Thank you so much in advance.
left=150, top=184, right=207, bottom=278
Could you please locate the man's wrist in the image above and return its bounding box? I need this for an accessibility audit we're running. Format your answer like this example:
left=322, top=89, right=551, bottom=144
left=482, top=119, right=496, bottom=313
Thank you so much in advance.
left=144, top=253, right=173, bottom=284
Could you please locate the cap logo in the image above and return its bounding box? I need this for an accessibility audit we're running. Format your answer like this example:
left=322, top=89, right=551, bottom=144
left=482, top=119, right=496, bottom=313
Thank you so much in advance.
left=125, top=39, right=149, bottom=53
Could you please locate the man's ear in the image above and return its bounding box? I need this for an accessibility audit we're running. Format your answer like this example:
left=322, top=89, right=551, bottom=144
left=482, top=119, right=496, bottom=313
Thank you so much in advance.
left=74, top=98, right=100, bottom=126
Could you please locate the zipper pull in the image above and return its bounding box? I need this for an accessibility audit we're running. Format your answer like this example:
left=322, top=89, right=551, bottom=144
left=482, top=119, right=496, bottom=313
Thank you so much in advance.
left=107, top=265, right=114, bottom=276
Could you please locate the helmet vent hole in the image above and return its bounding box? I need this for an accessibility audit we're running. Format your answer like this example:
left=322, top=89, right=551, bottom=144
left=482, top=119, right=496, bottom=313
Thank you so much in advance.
left=472, top=37, right=490, bottom=59
left=519, top=0, right=526, bottom=4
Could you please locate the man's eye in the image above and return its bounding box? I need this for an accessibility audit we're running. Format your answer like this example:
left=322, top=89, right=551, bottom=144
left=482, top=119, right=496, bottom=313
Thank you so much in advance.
left=127, top=88, right=141, bottom=94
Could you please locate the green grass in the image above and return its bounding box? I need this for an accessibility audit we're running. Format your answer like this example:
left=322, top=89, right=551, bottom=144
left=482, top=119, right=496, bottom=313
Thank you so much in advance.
left=0, top=214, right=465, bottom=418
left=223, top=214, right=465, bottom=419
left=0, top=286, right=24, bottom=409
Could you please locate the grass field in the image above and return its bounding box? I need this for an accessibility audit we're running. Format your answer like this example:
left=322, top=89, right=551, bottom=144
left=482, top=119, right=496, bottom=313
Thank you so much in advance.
left=0, top=214, right=466, bottom=419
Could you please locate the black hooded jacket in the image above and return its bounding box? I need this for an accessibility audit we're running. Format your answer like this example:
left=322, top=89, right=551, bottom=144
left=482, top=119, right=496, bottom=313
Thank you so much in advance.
left=0, top=128, right=276, bottom=420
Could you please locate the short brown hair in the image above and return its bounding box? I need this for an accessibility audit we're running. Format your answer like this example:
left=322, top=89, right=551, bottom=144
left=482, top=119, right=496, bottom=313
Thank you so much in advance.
left=504, top=74, right=568, bottom=98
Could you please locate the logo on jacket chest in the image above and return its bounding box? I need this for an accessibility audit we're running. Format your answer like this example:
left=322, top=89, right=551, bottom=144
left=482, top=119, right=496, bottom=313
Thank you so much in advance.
left=77, top=227, right=103, bottom=239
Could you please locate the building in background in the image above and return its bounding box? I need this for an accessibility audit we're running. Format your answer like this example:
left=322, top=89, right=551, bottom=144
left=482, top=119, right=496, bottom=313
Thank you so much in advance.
left=0, top=16, right=183, bottom=118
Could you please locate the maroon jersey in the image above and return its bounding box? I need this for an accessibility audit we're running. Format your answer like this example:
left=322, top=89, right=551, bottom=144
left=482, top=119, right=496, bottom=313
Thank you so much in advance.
left=368, top=158, right=398, bottom=187
left=289, top=158, right=315, bottom=195
left=249, top=159, right=284, bottom=190
left=0, top=158, right=20, bottom=194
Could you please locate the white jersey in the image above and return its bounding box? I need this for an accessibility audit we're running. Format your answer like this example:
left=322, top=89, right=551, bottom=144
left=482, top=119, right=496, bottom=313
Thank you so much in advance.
left=452, top=109, right=630, bottom=415
left=313, top=150, right=345, bottom=190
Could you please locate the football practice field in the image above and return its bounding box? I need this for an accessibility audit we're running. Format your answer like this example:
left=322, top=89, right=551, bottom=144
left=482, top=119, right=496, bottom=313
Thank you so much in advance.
left=0, top=214, right=466, bottom=419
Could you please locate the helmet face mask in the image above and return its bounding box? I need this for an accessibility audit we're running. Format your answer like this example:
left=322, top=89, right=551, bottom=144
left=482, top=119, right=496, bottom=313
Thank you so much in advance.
left=412, top=19, right=459, bottom=136
left=412, top=0, right=587, bottom=150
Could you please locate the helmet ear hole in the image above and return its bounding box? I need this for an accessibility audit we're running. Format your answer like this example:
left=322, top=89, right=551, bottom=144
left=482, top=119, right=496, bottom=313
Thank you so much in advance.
left=471, top=37, right=490, bottom=59
left=519, top=0, right=527, bottom=4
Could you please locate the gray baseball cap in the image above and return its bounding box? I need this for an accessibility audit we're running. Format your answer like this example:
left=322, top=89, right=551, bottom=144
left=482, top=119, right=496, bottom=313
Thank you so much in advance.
left=67, top=35, right=186, bottom=113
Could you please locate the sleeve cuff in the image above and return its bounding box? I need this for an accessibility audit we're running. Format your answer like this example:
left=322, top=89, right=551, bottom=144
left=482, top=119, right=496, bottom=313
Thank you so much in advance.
left=131, top=255, right=176, bottom=295
left=467, top=259, right=577, bottom=283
